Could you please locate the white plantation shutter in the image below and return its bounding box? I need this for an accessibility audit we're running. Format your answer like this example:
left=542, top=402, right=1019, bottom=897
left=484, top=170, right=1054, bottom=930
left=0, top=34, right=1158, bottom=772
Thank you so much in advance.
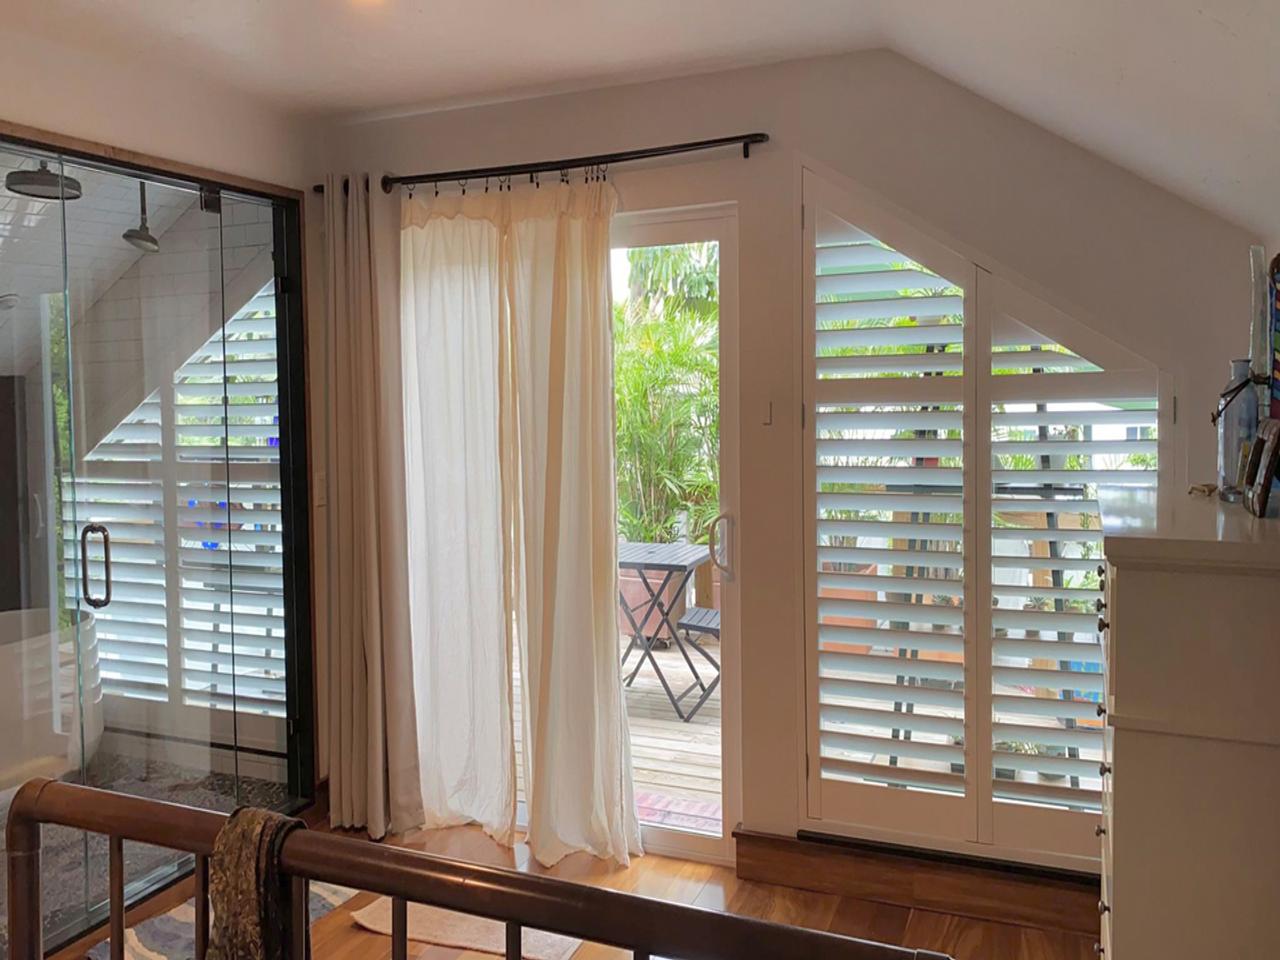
left=810, top=208, right=970, bottom=797
left=989, top=359, right=1157, bottom=808
left=804, top=171, right=1163, bottom=859
left=68, top=282, right=287, bottom=716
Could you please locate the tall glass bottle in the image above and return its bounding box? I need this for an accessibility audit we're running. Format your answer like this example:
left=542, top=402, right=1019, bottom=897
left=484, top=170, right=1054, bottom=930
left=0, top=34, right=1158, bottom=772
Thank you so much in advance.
left=1218, top=358, right=1258, bottom=501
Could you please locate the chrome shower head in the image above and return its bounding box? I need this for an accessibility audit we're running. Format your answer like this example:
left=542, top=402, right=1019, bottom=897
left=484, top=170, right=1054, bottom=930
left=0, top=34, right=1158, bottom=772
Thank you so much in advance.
left=123, top=182, right=159, bottom=252
left=5, top=160, right=82, bottom=200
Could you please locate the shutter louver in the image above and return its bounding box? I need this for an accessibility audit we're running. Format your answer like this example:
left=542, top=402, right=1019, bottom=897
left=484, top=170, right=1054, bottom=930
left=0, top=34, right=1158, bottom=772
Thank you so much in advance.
left=67, top=281, right=287, bottom=717
left=813, top=210, right=967, bottom=793
left=990, top=341, right=1157, bottom=809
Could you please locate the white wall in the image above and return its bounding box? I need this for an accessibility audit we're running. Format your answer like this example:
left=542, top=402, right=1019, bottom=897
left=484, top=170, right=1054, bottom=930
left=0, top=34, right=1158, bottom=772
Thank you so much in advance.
left=307, top=49, right=1260, bottom=836
left=0, top=31, right=307, bottom=190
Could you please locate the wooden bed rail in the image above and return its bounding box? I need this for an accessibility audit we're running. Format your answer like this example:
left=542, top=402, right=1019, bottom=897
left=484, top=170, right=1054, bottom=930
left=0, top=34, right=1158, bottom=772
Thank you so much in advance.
left=6, top=779, right=949, bottom=960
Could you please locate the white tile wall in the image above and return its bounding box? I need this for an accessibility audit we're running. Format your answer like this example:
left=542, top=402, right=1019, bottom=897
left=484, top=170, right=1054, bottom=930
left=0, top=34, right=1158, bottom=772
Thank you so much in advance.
left=72, top=198, right=274, bottom=454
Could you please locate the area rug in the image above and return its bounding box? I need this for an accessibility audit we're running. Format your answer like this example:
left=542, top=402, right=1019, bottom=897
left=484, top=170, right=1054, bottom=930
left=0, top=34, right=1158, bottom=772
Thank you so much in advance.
left=353, top=896, right=580, bottom=960
left=634, top=790, right=722, bottom=835
left=86, top=881, right=357, bottom=960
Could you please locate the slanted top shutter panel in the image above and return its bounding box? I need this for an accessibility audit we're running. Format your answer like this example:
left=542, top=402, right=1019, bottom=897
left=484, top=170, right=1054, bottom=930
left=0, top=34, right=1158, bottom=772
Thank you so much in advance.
left=812, top=210, right=967, bottom=794
left=989, top=323, right=1157, bottom=809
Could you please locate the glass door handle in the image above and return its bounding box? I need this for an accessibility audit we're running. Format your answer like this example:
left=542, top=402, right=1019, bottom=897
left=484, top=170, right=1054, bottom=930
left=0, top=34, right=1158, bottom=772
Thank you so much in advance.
left=708, top=512, right=733, bottom=581
left=80, top=523, right=112, bottom=609
left=29, top=492, right=45, bottom=539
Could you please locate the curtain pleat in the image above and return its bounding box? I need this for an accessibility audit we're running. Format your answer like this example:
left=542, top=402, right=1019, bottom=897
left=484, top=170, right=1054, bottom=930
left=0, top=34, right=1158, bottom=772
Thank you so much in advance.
left=322, top=173, right=423, bottom=839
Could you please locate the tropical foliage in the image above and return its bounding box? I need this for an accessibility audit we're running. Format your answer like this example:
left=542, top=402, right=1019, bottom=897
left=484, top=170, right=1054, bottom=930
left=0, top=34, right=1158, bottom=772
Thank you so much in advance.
left=614, top=242, right=719, bottom=543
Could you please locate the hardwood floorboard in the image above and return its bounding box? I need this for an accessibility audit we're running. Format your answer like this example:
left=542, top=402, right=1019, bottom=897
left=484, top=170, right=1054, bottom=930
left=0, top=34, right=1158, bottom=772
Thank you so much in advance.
left=724, top=877, right=841, bottom=932
left=899, top=910, right=1098, bottom=960
left=56, top=820, right=1097, bottom=960
left=826, top=897, right=912, bottom=946
left=901, top=910, right=1025, bottom=960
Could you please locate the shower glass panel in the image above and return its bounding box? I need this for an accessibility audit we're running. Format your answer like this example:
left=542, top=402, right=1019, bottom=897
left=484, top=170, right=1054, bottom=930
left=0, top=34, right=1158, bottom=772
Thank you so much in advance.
left=216, top=193, right=291, bottom=763
left=0, top=141, right=308, bottom=956
left=63, top=162, right=239, bottom=935
left=0, top=145, right=94, bottom=952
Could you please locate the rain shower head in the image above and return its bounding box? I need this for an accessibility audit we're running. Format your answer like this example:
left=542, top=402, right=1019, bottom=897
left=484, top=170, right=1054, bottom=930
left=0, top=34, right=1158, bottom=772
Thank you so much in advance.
left=5, top=160, right=82, bottom=200
left=122, top=182, right=159, bottom=253
left=0, top=293, right=19, bottom=311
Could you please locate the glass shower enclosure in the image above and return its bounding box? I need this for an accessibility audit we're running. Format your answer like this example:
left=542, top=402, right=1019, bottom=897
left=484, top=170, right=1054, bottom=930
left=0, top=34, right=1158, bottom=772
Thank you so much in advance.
left=0, top=138, right=311, bottom=953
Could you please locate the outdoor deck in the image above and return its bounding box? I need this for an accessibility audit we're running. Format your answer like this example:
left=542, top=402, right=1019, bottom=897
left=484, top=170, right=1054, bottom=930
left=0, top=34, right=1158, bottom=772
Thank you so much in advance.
left=513, top=636, right=723, bottom=835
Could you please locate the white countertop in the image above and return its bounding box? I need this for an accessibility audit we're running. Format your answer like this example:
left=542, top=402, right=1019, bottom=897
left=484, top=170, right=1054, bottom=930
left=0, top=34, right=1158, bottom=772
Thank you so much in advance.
left=1098, top=486, right=1280, bottom=570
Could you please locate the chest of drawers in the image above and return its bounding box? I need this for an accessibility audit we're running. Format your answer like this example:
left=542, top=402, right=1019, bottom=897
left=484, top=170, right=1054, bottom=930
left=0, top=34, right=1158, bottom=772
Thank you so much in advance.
left=1097, top=488, right=1280, bottom=958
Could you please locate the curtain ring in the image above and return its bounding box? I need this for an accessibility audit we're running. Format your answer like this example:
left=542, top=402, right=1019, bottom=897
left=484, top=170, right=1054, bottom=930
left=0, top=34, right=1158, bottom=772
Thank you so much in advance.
left=460, top=178, right=467, bottom=196
left=433, top=181, right=439, bottom=197
left=560, top=169, right=569, bottom=185
left=484, top=177, right=490, bottom=194
left=600, top=163, right=608, bottom=182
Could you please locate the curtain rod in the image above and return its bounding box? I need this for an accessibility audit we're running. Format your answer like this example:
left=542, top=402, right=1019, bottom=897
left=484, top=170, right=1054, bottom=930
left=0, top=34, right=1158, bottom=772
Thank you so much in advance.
left=312, top=132, right=768, bottom=195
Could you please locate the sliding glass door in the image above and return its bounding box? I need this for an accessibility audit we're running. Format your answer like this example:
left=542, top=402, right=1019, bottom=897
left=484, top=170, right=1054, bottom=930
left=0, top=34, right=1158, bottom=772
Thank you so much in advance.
left=0, top=137, right=311, bottom=954
left=610, top=207, right=740, bottom=862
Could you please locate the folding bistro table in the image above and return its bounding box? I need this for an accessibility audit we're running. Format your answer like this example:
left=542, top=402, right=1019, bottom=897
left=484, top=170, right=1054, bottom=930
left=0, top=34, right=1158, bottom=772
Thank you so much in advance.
left=617, top=541, right=721, bottom=722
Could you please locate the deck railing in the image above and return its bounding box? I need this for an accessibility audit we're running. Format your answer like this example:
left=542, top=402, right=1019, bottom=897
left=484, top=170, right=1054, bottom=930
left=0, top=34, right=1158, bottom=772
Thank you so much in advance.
left=6, top=778, right=949, bottom=960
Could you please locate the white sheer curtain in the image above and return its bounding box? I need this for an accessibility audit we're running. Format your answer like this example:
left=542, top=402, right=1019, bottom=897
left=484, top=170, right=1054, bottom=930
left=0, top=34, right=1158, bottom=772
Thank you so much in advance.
left=401, top=183, right=642, bottom=866
left=400, top=206, right=515, bottom=842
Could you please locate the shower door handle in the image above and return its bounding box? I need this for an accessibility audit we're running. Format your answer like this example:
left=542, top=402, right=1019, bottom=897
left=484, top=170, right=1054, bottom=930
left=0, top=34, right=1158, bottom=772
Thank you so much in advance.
left=80, top=523, right=112, bottom=609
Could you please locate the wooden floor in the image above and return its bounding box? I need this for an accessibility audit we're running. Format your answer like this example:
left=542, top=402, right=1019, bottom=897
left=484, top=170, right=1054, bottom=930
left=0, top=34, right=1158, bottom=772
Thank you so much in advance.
left=515, top=637, right=723, bottom=833
left=310, top=824, right=1097, bottom=960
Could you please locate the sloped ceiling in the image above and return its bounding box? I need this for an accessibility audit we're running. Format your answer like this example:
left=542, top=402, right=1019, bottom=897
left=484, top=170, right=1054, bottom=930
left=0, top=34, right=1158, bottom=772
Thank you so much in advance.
left=4, top=0, right=1277, bottom=241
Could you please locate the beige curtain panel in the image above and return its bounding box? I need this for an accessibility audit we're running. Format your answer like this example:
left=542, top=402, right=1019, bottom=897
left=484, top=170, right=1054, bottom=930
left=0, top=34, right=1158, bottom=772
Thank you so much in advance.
left=320, top=173, right=423, bottom=839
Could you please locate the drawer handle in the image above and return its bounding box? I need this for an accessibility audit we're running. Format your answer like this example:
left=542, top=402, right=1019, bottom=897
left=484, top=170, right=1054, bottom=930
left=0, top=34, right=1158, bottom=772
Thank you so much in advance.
left=1098, top=900, right=1110, bottom=915
left=1099, top=762, right=1112, bottom=777
left=1095, top=824, right=1107, bottom=838
left=1095, top=598, right=1106, bottom=613
left=1097, top=616, right=1110, bottom=632
left=1097, top=564, right=1106, bottom=577
left=1096, top=704, right=1107, bottom=718
left=1095, top=943, right=1105, bottom=957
